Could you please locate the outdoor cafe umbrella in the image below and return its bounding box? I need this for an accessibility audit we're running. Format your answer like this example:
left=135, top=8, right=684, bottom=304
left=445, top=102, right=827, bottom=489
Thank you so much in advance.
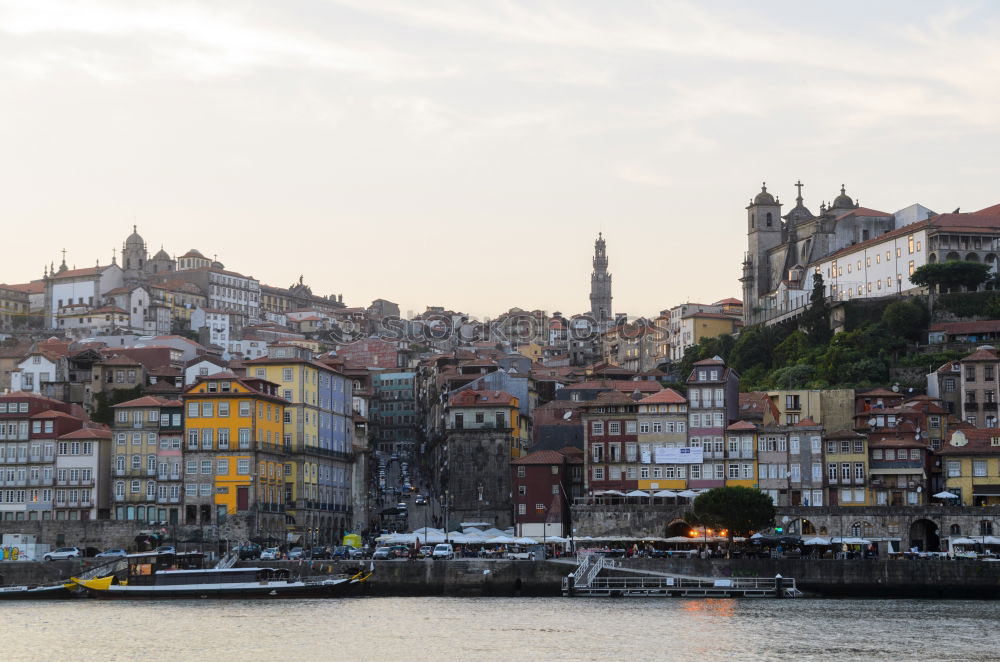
left=803, top=536, right=831, bottom=546
left=625, top=490, right=650, bottom=498
left=653, top=490, right=678, bottom=498
left=933, top=491, right=959, bottom=499
left=596, top=490, right=627, bottom=496
left=677, top=489, right=698, bottom=499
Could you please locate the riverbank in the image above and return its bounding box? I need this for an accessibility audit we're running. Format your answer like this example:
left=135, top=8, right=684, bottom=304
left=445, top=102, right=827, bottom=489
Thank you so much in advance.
left=4, top=557, right=1000, bottom=598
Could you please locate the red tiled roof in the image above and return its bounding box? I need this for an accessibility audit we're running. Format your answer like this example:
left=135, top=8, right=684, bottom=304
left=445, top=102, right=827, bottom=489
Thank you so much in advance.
left=511, top=450, right=570, bottom=465
left=931, top=320, right=1000, bottom=335
left=726, top=421, right=757, bottom=431
left=563, top=380, right=662, bottom=393
left=639, top=388, right=686, bottom=405
left=3, top=281, right=44, bottom=294
left=939, top=429, right=1000, bottom=456
left=50, top=264, right=115, bottom=279
left=963, top=347, right=999, bottom=362
left=30, top=409, right=79, bottom=420
left=832, top=206, right=892, bottom=219
left=59, top=428, right=112, bottom=440
left=113, top=396, right=182, bottom=408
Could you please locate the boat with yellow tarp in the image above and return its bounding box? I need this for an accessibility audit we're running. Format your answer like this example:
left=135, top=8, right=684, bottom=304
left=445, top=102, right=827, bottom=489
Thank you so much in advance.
left=71, top=551, right=370, bottom=599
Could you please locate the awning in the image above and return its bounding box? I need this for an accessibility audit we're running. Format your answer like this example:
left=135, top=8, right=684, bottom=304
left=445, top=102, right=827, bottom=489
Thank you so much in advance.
left=972, top=485, right=1000, bottom=496
left=869, top=468, right=925, bottom=477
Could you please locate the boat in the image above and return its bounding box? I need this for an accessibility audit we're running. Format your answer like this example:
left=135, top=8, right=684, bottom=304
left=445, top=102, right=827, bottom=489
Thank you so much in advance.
left=71, top=551, right=370, bottom=599
left=0, top=582, right=80, bottom=600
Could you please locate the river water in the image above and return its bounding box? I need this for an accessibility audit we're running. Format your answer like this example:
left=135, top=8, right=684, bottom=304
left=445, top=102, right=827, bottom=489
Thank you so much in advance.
left=5, top=597, right=997, bottom=661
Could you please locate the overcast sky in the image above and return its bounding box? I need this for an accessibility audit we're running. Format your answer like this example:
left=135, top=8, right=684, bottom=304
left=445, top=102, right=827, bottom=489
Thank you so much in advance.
left=2, top=1, right=999, bottom=319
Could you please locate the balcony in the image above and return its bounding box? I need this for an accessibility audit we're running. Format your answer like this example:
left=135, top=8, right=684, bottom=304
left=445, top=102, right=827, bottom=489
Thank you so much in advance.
left=157, top=496, right=168, bottom=504
left=29, top=454, right=41, bottom=462
left=114, top=469, right=125, bottom=477
left=146, top=469, right=156, bottom=476
left=43, top=455, right=55, bottom=462
left=28, top=478, right=39, bottom=486
left=68, top=500, right=79, bottom=508
left=57, top=479, right=67, bottom=486
left=55, top=500, right=66, bottom=507
left=158, top=474, right=168, bottom=481
left=69, top=479, right=79, bottom=486
left=965, top=401, right=979, bottom=411
left=984, top=402, right=998, bottom=411
left=81, top=500, right=92, bottom=508
left=114, top=494, right=124, bottom=502
left=169, top=497, right=180, bottom=503
left=14, top=479, right=26, bottom=487
left=81, top=478, right=93, bottom=486
left=169, top=474, right=181, bottom=481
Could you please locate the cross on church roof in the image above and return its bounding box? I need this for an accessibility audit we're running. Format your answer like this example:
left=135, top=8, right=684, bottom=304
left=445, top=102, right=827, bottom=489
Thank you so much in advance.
left=795, top=179, right=804, bottom=201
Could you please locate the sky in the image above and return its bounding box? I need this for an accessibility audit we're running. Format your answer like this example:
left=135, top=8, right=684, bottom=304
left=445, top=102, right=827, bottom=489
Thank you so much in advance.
left=2, top=1, right=999, bottom=320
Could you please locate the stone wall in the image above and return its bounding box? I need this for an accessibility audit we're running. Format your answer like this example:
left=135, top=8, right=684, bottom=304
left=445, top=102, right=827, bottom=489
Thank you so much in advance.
left=0, top=513, right=258, bottom=552
left=570, top=503, right=1000, bottom=550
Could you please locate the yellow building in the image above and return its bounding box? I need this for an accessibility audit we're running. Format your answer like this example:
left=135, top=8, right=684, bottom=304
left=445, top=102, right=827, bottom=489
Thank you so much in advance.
left=245, top=344, right=354, bottom=546
left=724, top=421, right=758, bottom=488
left=181, top=372, right=287, bottom=541
left=636, top=389, right=689, bottom=491
left=940, top=429, right=1000, bottom=506
left=824, top=429, right=869, bottom=506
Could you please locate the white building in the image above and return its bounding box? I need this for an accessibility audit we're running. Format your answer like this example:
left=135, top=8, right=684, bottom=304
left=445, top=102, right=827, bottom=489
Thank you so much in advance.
left=44, top=263, right=123, bottom=329
left=190, top=307, right=234, bottom=349
left=56, top=305, right=131, bottom=338
left=10, top=351, right=59, bottom=394
left=229, top=338, right=269, bottom=360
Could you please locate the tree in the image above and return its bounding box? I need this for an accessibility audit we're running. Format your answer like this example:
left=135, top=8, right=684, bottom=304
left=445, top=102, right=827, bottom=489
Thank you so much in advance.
left=881, top=300, right=928, bottom=342
left=801, top=273, right=832, bottom=345
left=910, top=261, right=991, bottom=293
left=92, top=385, right=144, bottom=425
left=692, top=486, right=776, bottom=543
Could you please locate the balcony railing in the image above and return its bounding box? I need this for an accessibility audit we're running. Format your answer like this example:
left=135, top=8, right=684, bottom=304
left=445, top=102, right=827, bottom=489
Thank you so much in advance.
left=29, top=454, right=41, bottom=462
left=81, top=500, right=92, bottom=508
left=55, top=500, right=66, bottom=507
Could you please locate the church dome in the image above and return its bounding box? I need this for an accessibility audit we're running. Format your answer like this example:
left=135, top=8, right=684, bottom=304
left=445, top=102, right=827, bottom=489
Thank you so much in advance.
left=832, top=185, right=855, bottom=209
left=753, top=183, right=775, bottom=205
left=125, top=225, right=144, bottom=248
left=153, top=248, right=171, bottom=260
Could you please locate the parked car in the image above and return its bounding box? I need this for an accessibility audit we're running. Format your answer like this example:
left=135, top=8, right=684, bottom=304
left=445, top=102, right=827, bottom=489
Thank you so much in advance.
left=372, top=546, right=393, bottom=560
left=237, top=543, right=262, bottom=560
left=287, top=546, right=305, bottom=560
left=308, top=546, right=331, bottom=560
left=95, top=548, right=127, bottom=559
left=418, top=545, right=433, bottom=558
left=432, top=544, right=454, bottom=560
left=259, top=547, right=280, bottom=560
left=388, top=544, right=410, bottom=559
left=155, top=545, right=176, bottom=555
left=414, top=495, right=427, bottom=505
left=348, top=546, right=364, bottom=559
left=331, top=545, right=352, bottom=560
left=44, top=547, right=82, bottom=561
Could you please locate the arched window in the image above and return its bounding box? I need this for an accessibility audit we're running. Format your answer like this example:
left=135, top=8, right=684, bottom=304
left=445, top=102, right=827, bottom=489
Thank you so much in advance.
left=751, top=214, right=755, bottom=229
left=949, top=524, right=961, bottom=536
left=766, top=212, right=773, bottom=227
left=851, top=522, right=862, bottom=537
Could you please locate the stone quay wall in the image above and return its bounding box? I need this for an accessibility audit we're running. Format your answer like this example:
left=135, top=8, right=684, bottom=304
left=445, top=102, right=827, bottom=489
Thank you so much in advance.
left=571, top=503, right=1000, bottom=544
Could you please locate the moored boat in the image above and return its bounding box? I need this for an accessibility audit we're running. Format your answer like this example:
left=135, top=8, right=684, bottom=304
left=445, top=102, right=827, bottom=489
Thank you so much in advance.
left=71, top=551, right=369, bottom=599
left=0, top=582, right=80, bottom=600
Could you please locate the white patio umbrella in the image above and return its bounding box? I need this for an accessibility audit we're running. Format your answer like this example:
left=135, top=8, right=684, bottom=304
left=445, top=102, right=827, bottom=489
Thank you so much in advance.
left=625, top=490, right=650, bottom=498
left=653, top=490, right=678, bottom=498
left=803, top=536, right=831, bottom=546
left=596, top=490, right=626, bottom=496
left=513, top=537, right=538, bottom=545
left=677, top=489, right=698, bottom=498
left=933, top=491, right=959, bottom=499
left=486, top=535, right=516, bottom=544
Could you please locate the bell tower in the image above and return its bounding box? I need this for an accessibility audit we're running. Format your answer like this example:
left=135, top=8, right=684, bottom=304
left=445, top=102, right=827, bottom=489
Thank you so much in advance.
left=743, top=183, right=783, bottom=324
left=589, top=233, right=613, bottom=323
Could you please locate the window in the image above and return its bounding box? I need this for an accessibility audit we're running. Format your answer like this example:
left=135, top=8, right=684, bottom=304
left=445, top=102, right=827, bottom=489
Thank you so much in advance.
left=239, top=401, right=250, bottom=417
left=517, top=504, right=526, bottom=515
left=625, top=421, right=637, bottom=434
left=789, top=436, right=800, bottom=454
left=187, top=429, right=199, bottom=450
left=218, top=402, right=230, bottom=417
left=282, top=368, right=293, bottom=382
left=239, top=429, right=250, bottom=449
left=517, top=466, right=525, bottom=478
left=592, top=444, right=603, bottom=463
left=947, top=461, right=961, bottom=477
left=187, top=402, right=198, bottom=418
left=130, top=480, right=140, bottom=494
left=217, top=459, right=228, bottom=475
left=973, top=460, right=987, bottom=477
left=217, top=429, right=229, bottom=449
left=593, top=467, right=604, bottom=480
left=591, top=421, right=604, bottom=436
left=201, top=460, right=212, bottom=474
left=608, top=422, right=620, bottom=435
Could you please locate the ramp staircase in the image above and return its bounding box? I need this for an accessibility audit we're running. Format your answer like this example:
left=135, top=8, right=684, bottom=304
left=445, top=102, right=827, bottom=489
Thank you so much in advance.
left=563, top=554, right=799, bottom=598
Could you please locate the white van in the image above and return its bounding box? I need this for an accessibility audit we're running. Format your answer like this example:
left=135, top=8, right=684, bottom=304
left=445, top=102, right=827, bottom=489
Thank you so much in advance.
left=432, top=543, right=454, bottom=560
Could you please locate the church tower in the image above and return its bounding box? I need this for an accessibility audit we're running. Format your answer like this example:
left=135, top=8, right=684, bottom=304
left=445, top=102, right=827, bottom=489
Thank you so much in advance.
left=122, top=225, right=148, bottom=285
left=589, top=233, right=613, bottom=323
left=741, top=183, right=783, bottom=325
